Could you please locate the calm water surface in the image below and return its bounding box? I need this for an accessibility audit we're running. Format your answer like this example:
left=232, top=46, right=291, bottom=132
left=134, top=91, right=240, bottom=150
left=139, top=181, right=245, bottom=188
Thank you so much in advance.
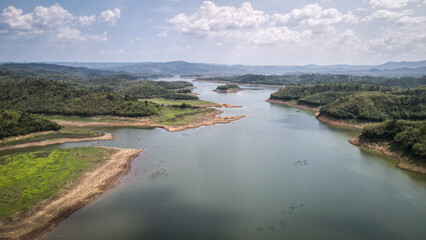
left=41, top=79, right=426, bottom=240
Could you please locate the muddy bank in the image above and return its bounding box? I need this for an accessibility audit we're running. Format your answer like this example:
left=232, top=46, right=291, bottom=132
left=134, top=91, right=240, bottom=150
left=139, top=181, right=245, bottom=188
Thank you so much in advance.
left=315, top=113, right=370, bottom=129
left=266, top=99, right=319, bottom=112
left=349, top=137, right=426, bottom=175
left=0, top=147, right=142, bottom=240
left=0, top=133, right=114, bottom=152
left=54, top=110, right=245, bottom=132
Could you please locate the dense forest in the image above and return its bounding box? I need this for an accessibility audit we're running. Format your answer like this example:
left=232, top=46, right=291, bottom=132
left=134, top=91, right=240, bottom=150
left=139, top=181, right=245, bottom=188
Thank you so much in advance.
left=320, top=91, right=426, bottom=121
left=0, top=72, right=196, bottom=100
left=270, top=83, right=392, bottom=106
left=199, top=74, right=426, bottom=88
left=0, top=79, right=160, bottom=117
left=359, top=120, right=426, bottom=160
left=0, top=109, right=61, bottom=139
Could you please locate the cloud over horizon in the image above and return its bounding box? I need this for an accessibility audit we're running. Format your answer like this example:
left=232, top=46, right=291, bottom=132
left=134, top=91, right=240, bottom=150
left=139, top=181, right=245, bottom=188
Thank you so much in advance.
left=0, top=3, right=120, bottom=44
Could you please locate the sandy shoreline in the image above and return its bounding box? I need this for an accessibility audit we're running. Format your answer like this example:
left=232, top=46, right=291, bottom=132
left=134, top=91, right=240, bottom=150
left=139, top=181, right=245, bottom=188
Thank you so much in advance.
left=0, top=133, right=115, bottom=152
left=349, top=137, right=426, bottom=175
left=54, top=110, right=245, bottom=132
left=0, top=147, right=142, bottom=240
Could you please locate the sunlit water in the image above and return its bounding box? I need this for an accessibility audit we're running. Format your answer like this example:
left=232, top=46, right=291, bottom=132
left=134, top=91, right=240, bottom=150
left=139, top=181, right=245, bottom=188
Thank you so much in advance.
left=30, top=78, right=426, bottom=240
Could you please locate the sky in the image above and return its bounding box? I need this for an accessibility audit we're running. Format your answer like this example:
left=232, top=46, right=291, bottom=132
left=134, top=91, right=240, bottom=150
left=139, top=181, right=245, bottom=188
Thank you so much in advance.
left=0, top=0, right=425, bottom=65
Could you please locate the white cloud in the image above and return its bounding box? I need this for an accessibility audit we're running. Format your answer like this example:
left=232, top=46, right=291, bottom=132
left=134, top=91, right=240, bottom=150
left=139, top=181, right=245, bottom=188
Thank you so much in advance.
left=369, top=0, right=418, bottom=9
left=169, top=1, right=268, bottom=36
left=169, top=1, right=360, bottom=46
left=0, top=4, right=119, bottom=44
left=158, top=31, right=168, bottom=37
left=98, top=8, right=121, bottom=26
left=369, top=14, right=426, bottom=55
left=363, top=9, right=414, bottom=21
left=248, top=26, right=302, bottom=45
left=271, top=4, right=358, bottom=28
left=78, top=15, right=96, bottom=27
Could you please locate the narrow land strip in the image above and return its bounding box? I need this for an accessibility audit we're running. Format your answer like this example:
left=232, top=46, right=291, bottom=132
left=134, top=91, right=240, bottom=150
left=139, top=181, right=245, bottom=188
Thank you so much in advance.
left=54, top=110, right=245, bottom=132
left=0, top=133, right=114, bottom=152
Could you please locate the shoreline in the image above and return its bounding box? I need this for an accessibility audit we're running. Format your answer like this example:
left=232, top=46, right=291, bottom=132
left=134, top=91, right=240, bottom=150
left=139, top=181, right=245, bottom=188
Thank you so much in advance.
left=54, top=110, right=245, bottom=132
left=349, top=137, right=426, bottom=175
left=0, top=147, right=143, bottom=240
left=266, top=99, right=319, bottom=112
left=315, top=113, right=371, bottom=129
left=0, top=133, right=115, bottom=152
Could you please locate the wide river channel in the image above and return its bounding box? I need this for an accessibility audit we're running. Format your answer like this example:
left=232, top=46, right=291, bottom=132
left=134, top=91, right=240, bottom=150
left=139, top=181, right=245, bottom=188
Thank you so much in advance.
left=34, top=78, right=426, bottom=239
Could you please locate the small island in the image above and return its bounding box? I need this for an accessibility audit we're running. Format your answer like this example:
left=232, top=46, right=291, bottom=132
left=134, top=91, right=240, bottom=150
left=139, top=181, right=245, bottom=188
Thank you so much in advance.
left=213, top=84, right=242, bottom=93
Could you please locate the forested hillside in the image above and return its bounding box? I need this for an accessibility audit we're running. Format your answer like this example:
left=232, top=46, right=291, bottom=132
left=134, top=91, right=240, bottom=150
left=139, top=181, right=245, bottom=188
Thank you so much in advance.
left=0, top=109, right=61, bottom=139
left=270, top=83, right=392, bottom=106
left=360, top=120, right=426, bottom=160
left=320, top=91, right=426, bottom=121
left=0, top=80, right=160, bottom=117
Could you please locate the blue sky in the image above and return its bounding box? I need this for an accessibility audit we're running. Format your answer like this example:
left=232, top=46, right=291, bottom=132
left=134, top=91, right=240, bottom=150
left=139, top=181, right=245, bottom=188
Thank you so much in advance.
left=0, top=0, right=425, bottom=65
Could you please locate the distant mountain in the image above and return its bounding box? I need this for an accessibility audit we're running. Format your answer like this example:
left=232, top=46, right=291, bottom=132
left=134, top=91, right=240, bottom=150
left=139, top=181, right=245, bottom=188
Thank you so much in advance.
left=0, top=63, right=169, bottom=80
left=94, top=60, right=426, bottom=77
left=2, top=60, right=426, bottom=77
left=102, top=61, right=248, bottom=75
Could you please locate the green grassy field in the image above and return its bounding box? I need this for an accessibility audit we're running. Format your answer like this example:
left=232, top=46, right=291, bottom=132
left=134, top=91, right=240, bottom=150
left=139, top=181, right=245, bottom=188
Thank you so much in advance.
left=151, top=107, right=215, bottom=125
left=142, top=98, right=218, bottom=106
left=0, top=147, right=116, bottom=218
left=0, top=128, right=103, bottom=149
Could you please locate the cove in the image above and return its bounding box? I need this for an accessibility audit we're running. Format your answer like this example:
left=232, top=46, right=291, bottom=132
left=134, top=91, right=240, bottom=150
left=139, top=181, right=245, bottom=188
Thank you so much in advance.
left=42, top=78, right=426, bottom=240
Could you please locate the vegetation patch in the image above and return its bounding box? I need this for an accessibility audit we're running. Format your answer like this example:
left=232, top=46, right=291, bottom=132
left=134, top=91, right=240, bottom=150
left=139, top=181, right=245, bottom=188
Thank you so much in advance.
left=142, top=98, right=217, bottom=106
left=0, top=147, right=116, bottom=218
left=214, top=84, right=241, bottom=92
left=151, top=106, right=215, bottom=126
left=0, top=109, right=61, bottom=139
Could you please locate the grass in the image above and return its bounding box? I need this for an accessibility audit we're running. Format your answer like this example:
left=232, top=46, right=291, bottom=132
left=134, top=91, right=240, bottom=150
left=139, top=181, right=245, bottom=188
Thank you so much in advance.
left=0, top=128, right=103, bottom=149
left=141, top=98, right=218, bottom=106
left=43, top=115, right=140, bottom=123
left=150, top=106, right=215, bottom=126
left=0, top=147, right=116, bottom=218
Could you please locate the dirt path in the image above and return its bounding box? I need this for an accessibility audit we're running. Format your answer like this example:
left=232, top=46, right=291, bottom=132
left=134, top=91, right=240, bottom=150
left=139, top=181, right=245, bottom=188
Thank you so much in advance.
left=0, top=147, right=142, bottom=240
left=0, top=133, right=114, bottom=152
left=54, top=111, right=245, bottom=132
left=349, top=138, right=426, bottom=175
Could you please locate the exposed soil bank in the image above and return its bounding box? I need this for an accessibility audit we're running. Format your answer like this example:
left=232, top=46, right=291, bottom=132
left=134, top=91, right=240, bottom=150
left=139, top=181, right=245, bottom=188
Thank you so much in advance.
left=0, top=147, right=142, bottom=240
left=266, top=99, right=319, bottom=112
left=315, top=113, right=371, bottom=129
left=54, top=110, right=245, bottom=132
left=349, top=137, right=426, bottom=175
left=0, top=133, right=114, bottom=152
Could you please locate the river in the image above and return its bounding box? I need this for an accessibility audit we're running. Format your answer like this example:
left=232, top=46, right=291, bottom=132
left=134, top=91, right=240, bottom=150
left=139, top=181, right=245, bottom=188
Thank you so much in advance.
left=41, top=78, right=426, bottom=240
